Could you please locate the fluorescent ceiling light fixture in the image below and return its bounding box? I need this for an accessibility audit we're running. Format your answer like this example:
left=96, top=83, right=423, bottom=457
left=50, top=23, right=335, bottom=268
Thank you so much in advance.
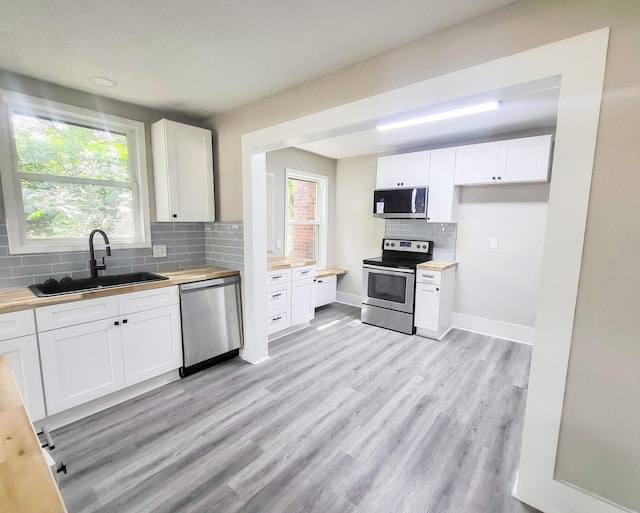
left=376, top=101, right=501, bottom=131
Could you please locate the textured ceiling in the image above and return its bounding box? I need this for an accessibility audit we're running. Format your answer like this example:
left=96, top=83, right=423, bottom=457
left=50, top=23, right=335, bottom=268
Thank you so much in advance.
left=0, top=0, right=519, bottom=117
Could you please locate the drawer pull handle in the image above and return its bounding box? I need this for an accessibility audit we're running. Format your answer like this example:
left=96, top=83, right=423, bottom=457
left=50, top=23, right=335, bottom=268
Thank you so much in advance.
left=300, top=270, right=310, bottom=274
left=272, top=316, right=282, bottom=321
left=272, top=276, right=282, bottom=280
left=272, top=293, right=282, bottom=298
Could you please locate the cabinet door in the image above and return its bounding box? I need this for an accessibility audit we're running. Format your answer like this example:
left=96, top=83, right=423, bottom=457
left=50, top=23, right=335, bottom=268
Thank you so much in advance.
left=152, top=119, right=215, bottom=222
left=39, top=319, right=124, bottom=414
left=426, top=147, right=457, bottom=222
left=454, top=142, right=500, bottom=185
left=414, top=283, right=441, bottom=332
left=377, top=151, right=430, bottom=188
left=499, top=134, right=552, bottom=183
left=314, top=276, right=337, bottom=308
left=291, top=277, right=315, bottom=325
left=0, top=334, right=46, bottom=421
left=121, top=305, right=182, bottom=386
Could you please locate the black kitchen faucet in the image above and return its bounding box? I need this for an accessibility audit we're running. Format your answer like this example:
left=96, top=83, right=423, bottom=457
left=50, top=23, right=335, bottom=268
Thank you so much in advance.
left=88, top=229, right=111, bottom=278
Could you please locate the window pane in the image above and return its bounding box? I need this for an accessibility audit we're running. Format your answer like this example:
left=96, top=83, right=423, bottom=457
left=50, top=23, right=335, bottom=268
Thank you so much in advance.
left=287, top=178, right=317, bottom=221
left=21, top=179, right=135, bottom=239
left=12, top=113, right=130, bottom=182
left=287, top=223, right=318, bottom=261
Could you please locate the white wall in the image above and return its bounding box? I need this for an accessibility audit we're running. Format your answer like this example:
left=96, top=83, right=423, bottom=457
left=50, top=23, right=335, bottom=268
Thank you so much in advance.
left=265, top=147, right=336, bottom=265
left=454, top=184, right=549, bottom=329
left=334, top=154, right=384, bottom=297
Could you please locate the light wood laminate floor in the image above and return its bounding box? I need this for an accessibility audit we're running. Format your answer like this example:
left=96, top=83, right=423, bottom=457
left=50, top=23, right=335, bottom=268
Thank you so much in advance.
left=52, top=303, right=540, bottom=513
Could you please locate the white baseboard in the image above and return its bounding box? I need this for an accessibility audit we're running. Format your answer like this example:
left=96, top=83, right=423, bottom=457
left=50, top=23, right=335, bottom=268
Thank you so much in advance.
left=35, top=370, right=180, bottom=431
left=336, top=291, right=361, bottom=307
left=452, top=313, right=534, bottom=345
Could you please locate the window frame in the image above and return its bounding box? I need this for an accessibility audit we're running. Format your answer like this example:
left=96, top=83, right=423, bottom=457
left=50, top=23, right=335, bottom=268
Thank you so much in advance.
left=0, top=90, right=151, bottom=254
left=285, top=168, right=328, bottom=269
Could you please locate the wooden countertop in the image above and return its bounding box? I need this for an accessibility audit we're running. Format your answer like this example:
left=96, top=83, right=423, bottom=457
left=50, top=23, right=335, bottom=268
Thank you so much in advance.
left=0, top=356, right=67, bottom=513
left=416, top=260, right=458, bottom=271
left=0, top=267, right=239, bottom=314
left=267, top=257, right=316, bottom=271
left=315, top=268, right=348, bottom=278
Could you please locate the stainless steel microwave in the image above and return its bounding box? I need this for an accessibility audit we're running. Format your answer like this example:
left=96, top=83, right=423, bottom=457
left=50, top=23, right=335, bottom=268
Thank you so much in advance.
left=372, top=186, right=428, bottom=219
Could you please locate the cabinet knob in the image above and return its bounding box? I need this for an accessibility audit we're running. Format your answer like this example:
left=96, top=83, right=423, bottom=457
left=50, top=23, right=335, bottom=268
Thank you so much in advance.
left=498, top=176, right=502, bottom=180
left=492, top=176, right=496, bottom=180
left=436, top=287, right=440, bottom=291
left=122, top=319, right=128, bottom=324
left=172, top=214, right=177, bottom=218
left=114, top=321, right=120, bottom=326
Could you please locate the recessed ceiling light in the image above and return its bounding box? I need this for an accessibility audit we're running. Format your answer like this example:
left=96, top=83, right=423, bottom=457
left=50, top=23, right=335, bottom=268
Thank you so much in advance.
left=376, top=101, right=501, bottom=131
left=90, top=77, right=117, bottom=87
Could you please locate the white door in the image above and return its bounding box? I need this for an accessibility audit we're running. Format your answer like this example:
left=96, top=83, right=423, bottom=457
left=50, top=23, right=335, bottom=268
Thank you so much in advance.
left=426, top=147, right=457, bottom=222
left=454, top=142, right=500, bottom=185
left=291, top=278, right=315, bottom=325
left=414, top=284, right=441, bottom=332
left=39, top=319, right=125, bottom=414
left=121, top=305, right=182, bottom=386
left=0, top=334, right=46, bottom=421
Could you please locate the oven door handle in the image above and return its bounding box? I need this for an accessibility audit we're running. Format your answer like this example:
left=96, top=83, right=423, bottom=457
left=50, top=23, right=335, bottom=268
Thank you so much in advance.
left=411, top=188, right=417, bottom=214
left=363, top=264, right=415, bottom=275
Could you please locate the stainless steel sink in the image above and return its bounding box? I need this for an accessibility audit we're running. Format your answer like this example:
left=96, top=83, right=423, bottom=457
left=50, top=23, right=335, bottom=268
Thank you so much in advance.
left=29, top=272, right=169, bottom=297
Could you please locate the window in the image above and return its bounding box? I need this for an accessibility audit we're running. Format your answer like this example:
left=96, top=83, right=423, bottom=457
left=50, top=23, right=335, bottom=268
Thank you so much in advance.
left=0, top=91, right=150, bottom=254
left=286, top=169, right=327, bottom=268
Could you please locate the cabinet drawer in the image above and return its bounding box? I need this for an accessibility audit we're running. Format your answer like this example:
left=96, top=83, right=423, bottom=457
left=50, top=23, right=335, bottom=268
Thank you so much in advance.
left=0, top=309, right=36, bottom=341
left=292, top=265, right=315, bottom=281
left=36, top=296, right=119, bottom=332
left=119, top=286, right=179, bottom=315
left=417, top=270, right=442, bottom=285
left=267, top=283, right=291, bottom=311
left=267, top=269, right=291, bottom=285
left=267, top=307, right=291, bottom=335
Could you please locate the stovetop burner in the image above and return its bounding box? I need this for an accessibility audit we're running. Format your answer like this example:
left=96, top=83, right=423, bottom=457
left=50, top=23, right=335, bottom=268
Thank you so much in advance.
left=363, top=238, right=434, bottom=270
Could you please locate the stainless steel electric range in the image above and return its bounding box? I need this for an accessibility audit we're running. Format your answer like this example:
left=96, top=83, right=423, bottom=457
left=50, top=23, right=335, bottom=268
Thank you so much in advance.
left=362, top=238, right=433, bottom=334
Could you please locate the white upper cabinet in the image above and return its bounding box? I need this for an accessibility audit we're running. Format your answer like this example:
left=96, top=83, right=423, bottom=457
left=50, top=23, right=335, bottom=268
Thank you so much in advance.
left=152, top=119, right=215, bottom=222
left=425, top=147, right=457, bottom=223
left=376, top=150, right=430, bottom=188
left=454, top=134, right=552, bottom=185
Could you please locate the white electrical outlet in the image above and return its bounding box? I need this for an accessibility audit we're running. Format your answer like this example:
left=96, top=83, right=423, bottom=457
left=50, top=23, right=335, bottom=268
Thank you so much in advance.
left=490, top=237, right=499, bottom=249
left=152, top=244, right=167, bottom=257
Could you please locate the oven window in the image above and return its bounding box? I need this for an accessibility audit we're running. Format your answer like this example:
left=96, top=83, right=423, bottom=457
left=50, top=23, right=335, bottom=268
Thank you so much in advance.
left=368, top=273, right=407, bottom=303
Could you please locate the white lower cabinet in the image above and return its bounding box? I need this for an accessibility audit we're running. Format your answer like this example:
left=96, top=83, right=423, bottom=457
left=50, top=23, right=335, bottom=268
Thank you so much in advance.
left=39, top=318, right=125, bottom=414
left=0, top=331, right=46, bottom=421
left=267, top=264, right=315, bottom=338
left=414, top=267, right=456, bottom=340
left=291, top=277, right=314, bottom=325
left=36, top=286, right=182, bottom=415
left=314, top=275, right=337, bottom=307
left=121, top=304, right=182, bottom=386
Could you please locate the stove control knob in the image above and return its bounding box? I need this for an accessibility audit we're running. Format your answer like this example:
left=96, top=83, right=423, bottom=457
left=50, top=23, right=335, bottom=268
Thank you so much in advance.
left=390, top=243, right=395, bottom=247
left=385, top=242, right=389, bottom=247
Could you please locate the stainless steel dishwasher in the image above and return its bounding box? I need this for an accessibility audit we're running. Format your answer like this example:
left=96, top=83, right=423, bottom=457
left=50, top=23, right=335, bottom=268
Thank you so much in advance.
left=179, top=275, right=243, bottom=377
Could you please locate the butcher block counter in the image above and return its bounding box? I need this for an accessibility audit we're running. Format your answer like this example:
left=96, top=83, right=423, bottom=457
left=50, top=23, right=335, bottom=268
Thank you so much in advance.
left=0, top=356, right=66, bottom=513
left=416, top=260, right=458, bottom=272
left=0, top=266, right=239, bottom=314
left=267, top=257, right=316, bottom=271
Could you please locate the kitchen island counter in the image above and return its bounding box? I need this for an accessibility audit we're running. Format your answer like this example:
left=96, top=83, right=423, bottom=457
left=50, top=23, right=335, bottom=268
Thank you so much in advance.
left=0, top=266, right=239, bottom=314
left=0, top=356, right=66, bottom=513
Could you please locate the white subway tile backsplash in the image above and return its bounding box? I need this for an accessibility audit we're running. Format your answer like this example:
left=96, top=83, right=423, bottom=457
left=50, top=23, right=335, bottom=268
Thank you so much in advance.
left=385, top=220, right=457, bottom=261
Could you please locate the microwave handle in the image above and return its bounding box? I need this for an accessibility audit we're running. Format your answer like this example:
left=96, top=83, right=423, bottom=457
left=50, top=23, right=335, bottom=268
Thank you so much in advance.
left=411, top=188, right=417, bottom=214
